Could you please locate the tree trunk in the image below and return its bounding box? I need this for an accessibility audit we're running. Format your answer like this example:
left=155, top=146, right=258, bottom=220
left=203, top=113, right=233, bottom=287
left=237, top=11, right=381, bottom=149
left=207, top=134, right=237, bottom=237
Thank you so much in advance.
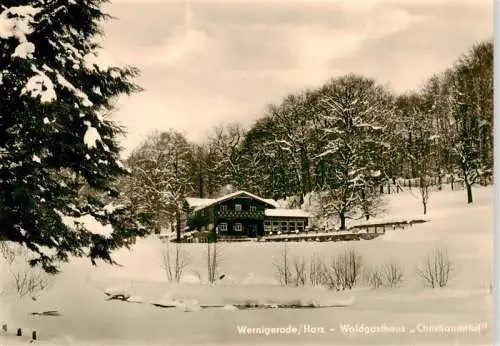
left=423, top=202, right=427, bottom=215
left=175, top=209, right=182, bottom=241
left=466, top=182, right=473, bottom=204
left=339, top=212, right=346, bottom=230
left=198, top=165, right=204, bottom=198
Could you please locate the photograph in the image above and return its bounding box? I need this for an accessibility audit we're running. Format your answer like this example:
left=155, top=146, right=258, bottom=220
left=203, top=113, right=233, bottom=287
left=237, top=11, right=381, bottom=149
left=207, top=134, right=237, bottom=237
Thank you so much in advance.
left=0, top=0, right=495, bottom=345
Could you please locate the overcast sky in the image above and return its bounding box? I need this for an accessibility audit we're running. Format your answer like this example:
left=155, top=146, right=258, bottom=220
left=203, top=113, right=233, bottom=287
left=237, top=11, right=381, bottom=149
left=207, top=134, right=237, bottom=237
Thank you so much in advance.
left=97, top=0, right=493, bottom=157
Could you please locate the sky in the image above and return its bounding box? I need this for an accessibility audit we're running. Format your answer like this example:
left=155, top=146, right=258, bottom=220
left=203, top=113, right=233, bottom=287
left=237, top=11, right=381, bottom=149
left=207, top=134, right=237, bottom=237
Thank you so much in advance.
left=96, top=0, right=493, bottom=157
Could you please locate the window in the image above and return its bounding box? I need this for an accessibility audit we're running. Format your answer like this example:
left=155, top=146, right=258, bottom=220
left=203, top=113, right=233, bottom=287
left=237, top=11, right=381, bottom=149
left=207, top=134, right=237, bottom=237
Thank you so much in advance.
left=220, top=205, right=227, bottom=211
left=234, top=223, right=243, bottom=232
left=272, top=221, right=280, bottom=232
left=250, top=206, right=257, bottom=212
left=235, top=204, right=242, bottom=211
left=264, top=221, right=271, bottom=232
left=218, top=223, right=228, bottom=232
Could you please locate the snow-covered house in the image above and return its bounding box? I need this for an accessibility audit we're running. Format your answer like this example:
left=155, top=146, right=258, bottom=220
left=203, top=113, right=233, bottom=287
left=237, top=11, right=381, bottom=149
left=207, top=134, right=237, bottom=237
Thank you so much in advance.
left=184, top=191, right=311, bottom=237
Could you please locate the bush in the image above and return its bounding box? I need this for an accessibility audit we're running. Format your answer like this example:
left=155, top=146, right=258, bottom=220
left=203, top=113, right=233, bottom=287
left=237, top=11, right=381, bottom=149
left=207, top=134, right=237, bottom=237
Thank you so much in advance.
left=382, top=261, right=404, bottom=287
left=0, top=242, right=54, bottom=299
left=364, top=261, right=404, bottom=289
left=291, top=256, right=307, bottom=287
left=309, top=253, right=326, bottom=287
left=364, top=266, right=384, bottom=289
left=323, top=248, right=363, bottom=290
left=415, top=246, right=453, bottom=288
left=162, top=243, right=191, bottom=282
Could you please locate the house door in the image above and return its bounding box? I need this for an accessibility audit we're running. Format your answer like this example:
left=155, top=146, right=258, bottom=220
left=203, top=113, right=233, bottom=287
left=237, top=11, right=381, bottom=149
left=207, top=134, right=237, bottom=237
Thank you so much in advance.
left=249, top=224, right=258, bottom=237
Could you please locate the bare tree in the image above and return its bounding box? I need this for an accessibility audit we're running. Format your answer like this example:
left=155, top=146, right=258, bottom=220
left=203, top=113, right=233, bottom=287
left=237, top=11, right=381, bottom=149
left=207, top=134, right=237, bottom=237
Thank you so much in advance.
left=317, top=76, right=394, bottom=229
left=309, top=253, right=326, bottom=287
left=162, top=243, right=191, bottom=283
left=419, top=174, right=431, bottom=215
left=205, top=123, right=246, bottom=194
left=291, top=256, right=307, bottom=287
left=125, top=130, right=196, bottom=240
left=274, top=244, right=292, bottom=286
left=206, top=241, right=223, bottom=284
left=415, top=246, right=454, bottom=288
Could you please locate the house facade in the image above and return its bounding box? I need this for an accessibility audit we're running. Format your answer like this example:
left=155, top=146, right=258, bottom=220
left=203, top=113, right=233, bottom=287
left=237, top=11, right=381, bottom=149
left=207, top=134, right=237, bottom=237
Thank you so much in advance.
left=184, top=191, right=311, bottom=238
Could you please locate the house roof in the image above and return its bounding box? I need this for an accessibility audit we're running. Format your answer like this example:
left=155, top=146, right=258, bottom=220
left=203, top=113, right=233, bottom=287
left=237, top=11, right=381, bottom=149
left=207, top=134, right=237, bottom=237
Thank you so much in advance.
left=192, top=190, right=280, bottom=212
left=265, top=208, right=311, bottom=218
left=185, top=197, right=216, bottom=208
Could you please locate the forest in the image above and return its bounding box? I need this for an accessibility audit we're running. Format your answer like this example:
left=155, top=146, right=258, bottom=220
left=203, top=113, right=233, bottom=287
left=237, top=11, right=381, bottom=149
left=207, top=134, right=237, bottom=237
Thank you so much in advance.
left=122, top=39, right=493, bottom=236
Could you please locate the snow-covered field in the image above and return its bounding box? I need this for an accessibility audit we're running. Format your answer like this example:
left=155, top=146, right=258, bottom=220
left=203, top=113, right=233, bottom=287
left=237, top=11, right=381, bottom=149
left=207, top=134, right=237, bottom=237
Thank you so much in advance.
left=0, top=187, right=494, bottom=345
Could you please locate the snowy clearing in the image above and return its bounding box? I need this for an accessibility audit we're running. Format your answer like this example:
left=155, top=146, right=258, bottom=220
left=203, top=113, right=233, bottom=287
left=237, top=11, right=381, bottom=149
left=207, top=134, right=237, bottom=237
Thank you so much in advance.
left=0, top=187, right=493, bottom=345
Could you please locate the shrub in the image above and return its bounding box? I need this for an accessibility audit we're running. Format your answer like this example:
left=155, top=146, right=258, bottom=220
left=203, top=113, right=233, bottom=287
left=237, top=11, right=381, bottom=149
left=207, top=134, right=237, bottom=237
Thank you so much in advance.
left=415, top=246, right=453, bottom=288
left=162, top=243, right=191, bottom=282
left=324, top=248, right=363, bottom=290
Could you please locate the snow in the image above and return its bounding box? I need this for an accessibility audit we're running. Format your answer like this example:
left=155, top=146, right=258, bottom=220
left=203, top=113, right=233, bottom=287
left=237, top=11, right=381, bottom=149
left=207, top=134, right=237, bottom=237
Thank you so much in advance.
left=115, top=159, right=129, bottom=173
left=92, top=86, right=102, bottom=96
left=0, top=6, right=39, bottom=42
left=0, top=187, right=493, bottom=345
left=103, top=203, right=125, bottom=214
left=12, top=41, right=35, bottom=59
left=193, top=190, right=280, bottom=212
left=264, top=208, right=311, bottom=218
left=185, top=197, right=217, bottom=208
left=104, top=284, right=130, bottom=299
left=56, top=74, right=93, bottom=107
left=21, top=70, right=57, bottom=103
left=32, top=154, right=41, bottom=163
left=242, top=272, right=278, bottom=286
left=83, top=121, right=101, bottom=149
left=56, top=211, right=114, bottom=238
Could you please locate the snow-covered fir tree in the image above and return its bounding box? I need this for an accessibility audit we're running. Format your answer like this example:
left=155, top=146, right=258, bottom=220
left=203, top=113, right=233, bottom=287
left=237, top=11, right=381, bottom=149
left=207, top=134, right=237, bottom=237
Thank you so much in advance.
left=0, top=0, right=146, bottom=273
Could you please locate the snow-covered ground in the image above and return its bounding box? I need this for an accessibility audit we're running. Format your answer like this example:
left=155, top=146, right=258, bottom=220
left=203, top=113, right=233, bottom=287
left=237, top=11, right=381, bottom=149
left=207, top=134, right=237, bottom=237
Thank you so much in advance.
left=0, top=187, right=494, bottom=345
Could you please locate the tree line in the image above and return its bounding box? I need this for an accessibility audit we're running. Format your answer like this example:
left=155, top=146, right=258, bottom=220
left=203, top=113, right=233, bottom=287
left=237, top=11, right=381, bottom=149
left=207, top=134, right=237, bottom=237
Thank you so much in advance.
left=1, top=0, right=490, bottom=273
left=122, top=40, right=493, bottom=236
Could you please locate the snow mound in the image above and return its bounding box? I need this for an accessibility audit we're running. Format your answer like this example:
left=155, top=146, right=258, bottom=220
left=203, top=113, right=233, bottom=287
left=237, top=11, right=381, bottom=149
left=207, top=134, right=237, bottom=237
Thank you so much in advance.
left=104, top=286, right=130, bottom=299
left=127, top=296, right=144, bottom=304
left=147, top=285, right=355, bottom=310
left=242, top=272, right=278, bottom=286
left=153, top=294, right=200, bottom=312
left=180, top=274, right=201, bottom=284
